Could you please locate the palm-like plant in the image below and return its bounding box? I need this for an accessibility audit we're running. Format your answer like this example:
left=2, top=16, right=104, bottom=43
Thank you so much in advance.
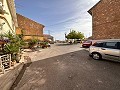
left=3, top=32, right=25, bottom=62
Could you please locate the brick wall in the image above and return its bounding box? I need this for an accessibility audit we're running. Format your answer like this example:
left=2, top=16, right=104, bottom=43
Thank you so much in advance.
left=16, top=27, right=22, bottom=35
left=17, top=13, right=44, bottom=37
left=90, top=0, right=120, bottom=40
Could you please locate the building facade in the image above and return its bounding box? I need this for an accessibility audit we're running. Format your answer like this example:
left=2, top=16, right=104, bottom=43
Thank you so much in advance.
left=0, top=0, right=17, bottom=34
left=16, top=14, right=45, bottom=41
left=88, top=0, right=120, bottom=40
left=43, top=34, right=54, bottom=41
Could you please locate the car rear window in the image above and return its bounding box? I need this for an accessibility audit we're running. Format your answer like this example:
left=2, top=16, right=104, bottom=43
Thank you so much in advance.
left=84, top=41, right=91, bottom=43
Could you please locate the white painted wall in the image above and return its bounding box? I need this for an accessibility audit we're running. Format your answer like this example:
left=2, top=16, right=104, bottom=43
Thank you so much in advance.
left=0, top=0, right=16, bottom=34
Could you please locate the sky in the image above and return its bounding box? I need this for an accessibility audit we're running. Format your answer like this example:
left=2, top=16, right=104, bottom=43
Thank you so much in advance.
left=15, top=0, right=100, bottom=40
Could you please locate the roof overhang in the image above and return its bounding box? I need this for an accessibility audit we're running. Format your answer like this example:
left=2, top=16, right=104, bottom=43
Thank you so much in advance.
left=88, top=0, right=102, bottom=15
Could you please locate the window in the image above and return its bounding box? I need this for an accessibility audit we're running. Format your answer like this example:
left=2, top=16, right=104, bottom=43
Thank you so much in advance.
left=104, top=42, right=118, bottom=49
left=85, top=41, right=92, bottom=43
left=117, top=42, right=120, bottom=49
left=92, top=42, right=104, bottom=47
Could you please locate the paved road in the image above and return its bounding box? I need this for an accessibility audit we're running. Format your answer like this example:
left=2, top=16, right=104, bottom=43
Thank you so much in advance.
left=23, top=43, right=83, bottom=62
left=12, top=44, right=120, bottom=90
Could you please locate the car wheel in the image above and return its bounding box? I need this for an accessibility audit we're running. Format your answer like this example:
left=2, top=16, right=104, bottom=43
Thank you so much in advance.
left=92, top=53, right=101, bottom=60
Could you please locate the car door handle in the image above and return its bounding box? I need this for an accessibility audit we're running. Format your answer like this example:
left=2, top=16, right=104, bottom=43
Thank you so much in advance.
left=101, top=48, right=106, bottom=50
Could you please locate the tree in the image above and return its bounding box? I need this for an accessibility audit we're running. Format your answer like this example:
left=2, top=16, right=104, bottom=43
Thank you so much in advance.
left=76, top=32, right=84, bottom=39
left=66, top=30, right=84, bottom=39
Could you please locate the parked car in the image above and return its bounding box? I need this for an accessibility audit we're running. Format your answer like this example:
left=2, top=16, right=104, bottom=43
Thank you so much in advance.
left=50, top=41, right=55, bottom=44
left=76, top=39, right=81, bottom=43
left=82, top=40, right=92, bottom=48
left=89, top=39, right=120, bottom=62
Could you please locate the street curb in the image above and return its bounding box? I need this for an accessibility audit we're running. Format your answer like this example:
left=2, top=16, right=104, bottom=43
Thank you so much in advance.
left=0, top=62, right=24, bottom=90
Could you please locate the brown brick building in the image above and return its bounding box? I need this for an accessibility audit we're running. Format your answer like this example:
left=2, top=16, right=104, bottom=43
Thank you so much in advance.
left=16, top=13, right=45, bottom=41
left=88, top=0, right=120, bottom=40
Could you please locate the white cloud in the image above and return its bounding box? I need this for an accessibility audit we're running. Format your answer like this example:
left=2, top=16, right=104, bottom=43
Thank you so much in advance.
left=45, top=0, right=100, bottom=40
left=92, top=0, right=100, bottom=2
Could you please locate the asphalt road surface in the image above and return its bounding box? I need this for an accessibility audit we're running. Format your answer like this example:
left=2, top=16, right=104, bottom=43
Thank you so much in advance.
left=11, top=44, right=120, bottom=90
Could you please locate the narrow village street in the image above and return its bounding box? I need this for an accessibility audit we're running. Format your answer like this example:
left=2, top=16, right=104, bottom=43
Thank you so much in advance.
left=11, top=44, right=120, bottom=90
left=1, top=0, right=120, bottom=90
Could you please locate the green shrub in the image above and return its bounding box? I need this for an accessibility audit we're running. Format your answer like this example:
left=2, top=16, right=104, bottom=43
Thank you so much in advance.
left=2, top=32, right=24, bottom=62
left=28, top=39, right=38, bottom=49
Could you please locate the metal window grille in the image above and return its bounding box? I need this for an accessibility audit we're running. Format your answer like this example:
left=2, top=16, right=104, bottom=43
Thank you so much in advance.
left=0, top=54, right=11, bottom=74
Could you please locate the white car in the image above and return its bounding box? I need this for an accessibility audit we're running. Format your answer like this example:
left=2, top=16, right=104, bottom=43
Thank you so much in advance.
left=89, top=39, right=120, bottom=62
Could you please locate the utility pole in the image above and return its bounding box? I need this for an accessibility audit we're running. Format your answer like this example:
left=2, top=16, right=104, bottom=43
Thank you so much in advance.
left=89, top=32, right=91, bottom=37
left=48, top=30, right=50, bottom=35
left=45, top=30, right=54, bottom=35
left=65, top=32, right=67, bottom=41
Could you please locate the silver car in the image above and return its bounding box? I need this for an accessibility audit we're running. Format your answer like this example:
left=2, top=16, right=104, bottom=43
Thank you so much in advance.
left=89, top=39, right=120, bottom=62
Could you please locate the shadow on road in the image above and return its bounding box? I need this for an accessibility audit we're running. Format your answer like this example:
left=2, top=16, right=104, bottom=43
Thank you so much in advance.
left=10, top=57, right=32, bottom=90
left=55, top=43, right=78, bottom=46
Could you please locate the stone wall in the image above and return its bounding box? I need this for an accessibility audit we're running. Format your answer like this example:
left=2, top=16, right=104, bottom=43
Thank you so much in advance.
left=90, top=0, right=120, bottom=39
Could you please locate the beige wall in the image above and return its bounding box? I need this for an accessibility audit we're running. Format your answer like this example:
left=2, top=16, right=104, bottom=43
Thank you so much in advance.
left=23, top=36, right=44, bottom=41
